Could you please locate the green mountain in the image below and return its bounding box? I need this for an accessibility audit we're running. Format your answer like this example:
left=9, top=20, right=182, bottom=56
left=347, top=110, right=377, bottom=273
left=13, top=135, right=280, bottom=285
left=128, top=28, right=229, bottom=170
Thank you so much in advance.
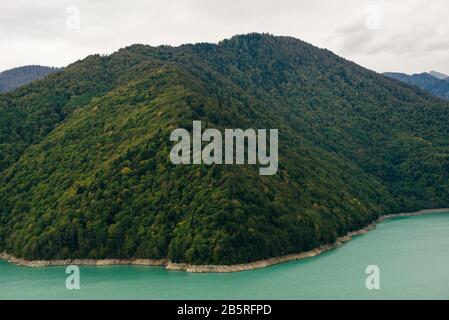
left=384, top=71, right=449, bottom=100
left=1, top=34, right=449, bottom=265
left=0, top=66, right=61, bottom=93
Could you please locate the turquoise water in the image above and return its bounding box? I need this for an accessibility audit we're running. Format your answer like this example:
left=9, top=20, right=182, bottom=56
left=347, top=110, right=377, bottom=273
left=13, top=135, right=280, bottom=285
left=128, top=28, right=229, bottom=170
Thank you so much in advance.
left=1, top=213, right=449, bottom=300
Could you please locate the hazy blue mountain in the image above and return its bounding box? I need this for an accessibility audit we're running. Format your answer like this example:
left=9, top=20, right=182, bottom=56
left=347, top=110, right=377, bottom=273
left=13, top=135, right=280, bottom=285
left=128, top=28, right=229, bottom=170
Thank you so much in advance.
left=384, top=71, right=449, bottom=100
left=0, top=65, right=61, bottom=93
left=429, top=70, right=449, bottom=80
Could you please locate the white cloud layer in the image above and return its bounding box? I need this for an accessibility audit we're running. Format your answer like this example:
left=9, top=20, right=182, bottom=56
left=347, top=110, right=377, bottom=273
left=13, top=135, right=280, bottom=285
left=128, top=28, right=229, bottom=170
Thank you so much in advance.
left=1, top=0, right=449, bottom=74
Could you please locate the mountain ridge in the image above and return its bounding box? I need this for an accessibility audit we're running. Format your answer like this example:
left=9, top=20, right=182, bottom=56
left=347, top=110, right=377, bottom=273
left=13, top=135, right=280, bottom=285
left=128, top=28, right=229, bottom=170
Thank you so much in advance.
left=0, top=65, right=61, bottom=93
left=384, top=71, right=449, bottom=100
left=429, top=70, right=449, bottom=80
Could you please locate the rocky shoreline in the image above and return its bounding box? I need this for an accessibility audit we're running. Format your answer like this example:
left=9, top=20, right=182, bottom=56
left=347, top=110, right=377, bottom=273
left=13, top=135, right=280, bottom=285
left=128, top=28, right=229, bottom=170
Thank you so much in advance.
left=1, top=208, right=448, bottom=273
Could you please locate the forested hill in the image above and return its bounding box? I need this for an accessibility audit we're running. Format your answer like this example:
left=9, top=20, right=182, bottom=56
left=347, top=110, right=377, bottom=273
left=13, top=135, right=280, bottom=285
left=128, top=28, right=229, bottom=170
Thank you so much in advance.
left=1, top=33, right=449, bottom=265
left=384, top=71, right=449, bottom=100
left=0, top=65, right=60, bottom=93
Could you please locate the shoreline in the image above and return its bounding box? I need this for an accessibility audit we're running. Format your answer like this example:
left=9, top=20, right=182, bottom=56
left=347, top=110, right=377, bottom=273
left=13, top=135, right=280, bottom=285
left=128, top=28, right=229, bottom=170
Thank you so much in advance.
left=1, top=208, right=448, bottom=273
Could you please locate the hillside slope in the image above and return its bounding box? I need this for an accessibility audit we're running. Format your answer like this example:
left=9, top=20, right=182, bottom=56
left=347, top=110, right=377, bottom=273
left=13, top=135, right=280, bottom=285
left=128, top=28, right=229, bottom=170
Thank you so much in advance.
left=1, top=34, right=449, bottom=265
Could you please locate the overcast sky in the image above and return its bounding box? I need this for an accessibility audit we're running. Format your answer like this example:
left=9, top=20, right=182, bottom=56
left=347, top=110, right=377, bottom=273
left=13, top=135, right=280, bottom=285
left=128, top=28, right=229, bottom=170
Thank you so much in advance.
left=1, top=0, right=449, bottom=74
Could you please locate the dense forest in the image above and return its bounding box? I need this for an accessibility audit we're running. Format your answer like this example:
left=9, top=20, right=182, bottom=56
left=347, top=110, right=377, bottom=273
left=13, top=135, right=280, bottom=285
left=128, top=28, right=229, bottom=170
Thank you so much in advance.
left=0, top=34, right=448, bottom=265
left=0, top=66, right=60, bottom=93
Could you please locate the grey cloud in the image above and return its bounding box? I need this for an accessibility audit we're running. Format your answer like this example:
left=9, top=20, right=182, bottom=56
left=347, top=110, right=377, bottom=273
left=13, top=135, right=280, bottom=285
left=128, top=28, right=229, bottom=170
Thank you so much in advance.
left=1, top=0, right=449, bottom=74
left=333, top=0, right=449, bottom=57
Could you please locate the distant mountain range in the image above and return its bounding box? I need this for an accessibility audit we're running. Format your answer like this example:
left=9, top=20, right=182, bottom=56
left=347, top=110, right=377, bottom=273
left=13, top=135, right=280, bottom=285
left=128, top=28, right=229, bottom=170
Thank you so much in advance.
left=384, top=71, right=449, bottom=100
left=429, top=70, right=449, bottom=80
left=0, top=65, right=61, bottom=93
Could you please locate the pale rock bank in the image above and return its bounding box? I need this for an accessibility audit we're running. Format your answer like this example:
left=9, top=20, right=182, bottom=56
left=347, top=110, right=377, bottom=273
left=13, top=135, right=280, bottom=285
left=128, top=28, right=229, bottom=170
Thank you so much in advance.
left=1, top=208, right=447, bottom=273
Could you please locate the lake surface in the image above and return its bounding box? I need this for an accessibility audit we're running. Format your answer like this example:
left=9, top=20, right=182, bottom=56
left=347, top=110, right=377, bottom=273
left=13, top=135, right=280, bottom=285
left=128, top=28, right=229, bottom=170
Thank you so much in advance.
left=1, top=213, right=449, bottom=300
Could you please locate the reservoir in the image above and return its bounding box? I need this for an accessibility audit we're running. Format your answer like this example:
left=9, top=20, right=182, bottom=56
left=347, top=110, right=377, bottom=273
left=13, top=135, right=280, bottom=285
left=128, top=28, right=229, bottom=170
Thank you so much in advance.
left=1, top=213, right=448, bottom=299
